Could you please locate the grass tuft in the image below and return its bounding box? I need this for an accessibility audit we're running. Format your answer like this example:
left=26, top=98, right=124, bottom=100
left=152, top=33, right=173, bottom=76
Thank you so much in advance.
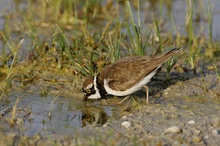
left=0, top=0, right=219, bottom=100
left=125, top=0, right=150, bottom=56
left=212, top=63, right=220, bottom=82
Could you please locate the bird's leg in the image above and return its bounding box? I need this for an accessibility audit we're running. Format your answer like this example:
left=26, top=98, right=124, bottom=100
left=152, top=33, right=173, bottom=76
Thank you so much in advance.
left=144, top=86, right=149, bottom=105
left=117, top=95, right=131, bottom=105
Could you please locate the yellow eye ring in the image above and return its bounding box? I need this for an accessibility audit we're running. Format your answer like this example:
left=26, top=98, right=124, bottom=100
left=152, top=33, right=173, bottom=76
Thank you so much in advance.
left=86, top=89, right=91, bottom=94
left=86, top=116, right=90, bottom=121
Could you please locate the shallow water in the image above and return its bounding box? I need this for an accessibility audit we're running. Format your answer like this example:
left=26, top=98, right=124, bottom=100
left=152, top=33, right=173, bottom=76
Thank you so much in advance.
left=0, top=0, right=220, bottom=140
left=0, top=85, right=115, bottom=136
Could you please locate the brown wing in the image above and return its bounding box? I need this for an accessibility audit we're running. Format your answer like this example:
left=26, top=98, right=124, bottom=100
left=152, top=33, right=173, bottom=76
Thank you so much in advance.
left=98, top=48, right=182, bottom=91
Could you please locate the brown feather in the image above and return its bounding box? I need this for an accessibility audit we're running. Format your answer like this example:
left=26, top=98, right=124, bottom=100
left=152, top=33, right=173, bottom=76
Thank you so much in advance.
left=98, top=48, right=182, bottom=91
left=83, top=76, right=94, bottom=89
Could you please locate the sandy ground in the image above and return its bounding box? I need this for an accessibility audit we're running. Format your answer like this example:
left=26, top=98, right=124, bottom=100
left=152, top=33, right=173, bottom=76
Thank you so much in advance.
left=73, top=71, right=220, bottom=146
left=0, top=66, right=220, bottom=146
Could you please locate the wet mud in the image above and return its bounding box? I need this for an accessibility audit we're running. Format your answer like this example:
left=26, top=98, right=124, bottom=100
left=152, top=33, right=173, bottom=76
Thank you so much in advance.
left=0, top=62, right=220, bottom=145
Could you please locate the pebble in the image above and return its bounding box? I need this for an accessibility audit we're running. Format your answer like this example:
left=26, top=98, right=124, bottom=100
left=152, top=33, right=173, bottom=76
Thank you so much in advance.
left=212, top=117, right=220, bottom=127
left=163, top=88, right=170, bottom=96
left=212, top=129, right=220, bottom=136
left=163, top=126, right=182, bottom=134
left=193, top=129, right=201, bottom=136
left=193, top=136, right=202, bottom=142
left=121, top=121, right=131, bottom=128
left=204, top=135, right=209, bottom=139
left=16, top=118, right=24, bottom=124
left=187, top=120, right=196, bottom=125
left=102, top=123, right=109, bottom=128
left=170, top=114, right=179, bottom=119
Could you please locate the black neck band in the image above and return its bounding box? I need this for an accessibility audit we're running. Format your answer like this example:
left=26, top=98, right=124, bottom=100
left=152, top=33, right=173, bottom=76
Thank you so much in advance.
left=96, top=73, right=107, bottom=97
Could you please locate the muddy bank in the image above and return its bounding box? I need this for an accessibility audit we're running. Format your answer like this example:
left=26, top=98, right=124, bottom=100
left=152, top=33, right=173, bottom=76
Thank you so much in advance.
left=0, top=68, right=220, bottom=145
left=62, top=72, right=220, bottom=146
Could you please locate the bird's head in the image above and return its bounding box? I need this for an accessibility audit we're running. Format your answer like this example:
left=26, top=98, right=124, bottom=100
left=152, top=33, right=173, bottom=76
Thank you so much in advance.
left=82, top=76, right=101, bottom=102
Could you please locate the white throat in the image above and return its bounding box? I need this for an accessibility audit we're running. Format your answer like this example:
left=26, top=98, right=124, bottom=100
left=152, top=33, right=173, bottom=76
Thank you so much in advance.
left=87, top=76, right=101, bottom=99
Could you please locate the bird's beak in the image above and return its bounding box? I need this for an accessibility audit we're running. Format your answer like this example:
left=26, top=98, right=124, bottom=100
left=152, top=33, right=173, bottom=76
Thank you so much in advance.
left=82, top=94, right=87, bottom=103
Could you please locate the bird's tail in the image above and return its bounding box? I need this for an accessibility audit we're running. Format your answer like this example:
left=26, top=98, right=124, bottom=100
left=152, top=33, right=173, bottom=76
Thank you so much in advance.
left=166, top=47, right=183, bottom=55
left=152, top=47, right=183, bottom=66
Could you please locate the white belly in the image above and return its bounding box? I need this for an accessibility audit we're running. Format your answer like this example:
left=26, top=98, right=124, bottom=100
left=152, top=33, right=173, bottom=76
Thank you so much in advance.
left=104, top=68, right=158, bottom=96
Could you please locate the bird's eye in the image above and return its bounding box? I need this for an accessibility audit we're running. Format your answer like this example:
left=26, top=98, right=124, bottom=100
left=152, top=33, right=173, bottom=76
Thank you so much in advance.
left=86, top=116, right=90, bottom=122
left=86, top=89, right=91, bottom=94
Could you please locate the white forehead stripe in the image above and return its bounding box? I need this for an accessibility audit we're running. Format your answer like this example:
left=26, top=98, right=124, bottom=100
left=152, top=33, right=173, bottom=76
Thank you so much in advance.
left=85, top=83, right=93, bottom=90
left=87, top=76, right=101, bottom=99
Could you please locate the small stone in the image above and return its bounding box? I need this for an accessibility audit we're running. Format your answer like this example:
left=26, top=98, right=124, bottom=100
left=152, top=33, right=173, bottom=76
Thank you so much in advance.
left=16, top=118, right=24, bottom=124
left=212, top=117, right=220, bottom=127
left=193, top=129, right=201, bottom=136
left=204, top=135, right=209, bottom=139
left=121, top=121, right=131, bottom=128
left=212, top=129, right=220, bottom=136
left=102, top=123, right=109, bottom=128
left=193, top=136, right=202, bottom=142
left=187, top=120, right=196, bottom=124
left=170, top=114, right=179, bottom=119
left=163, top=126, right=182, bottom=134
left=121, top=116, right=127, bottom=119
left=163, top=88, right=171, bottom=96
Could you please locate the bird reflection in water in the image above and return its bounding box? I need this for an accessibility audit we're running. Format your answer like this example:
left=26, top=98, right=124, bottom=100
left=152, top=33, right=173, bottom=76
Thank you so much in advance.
left=81, top=107, right=108, bottom=127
